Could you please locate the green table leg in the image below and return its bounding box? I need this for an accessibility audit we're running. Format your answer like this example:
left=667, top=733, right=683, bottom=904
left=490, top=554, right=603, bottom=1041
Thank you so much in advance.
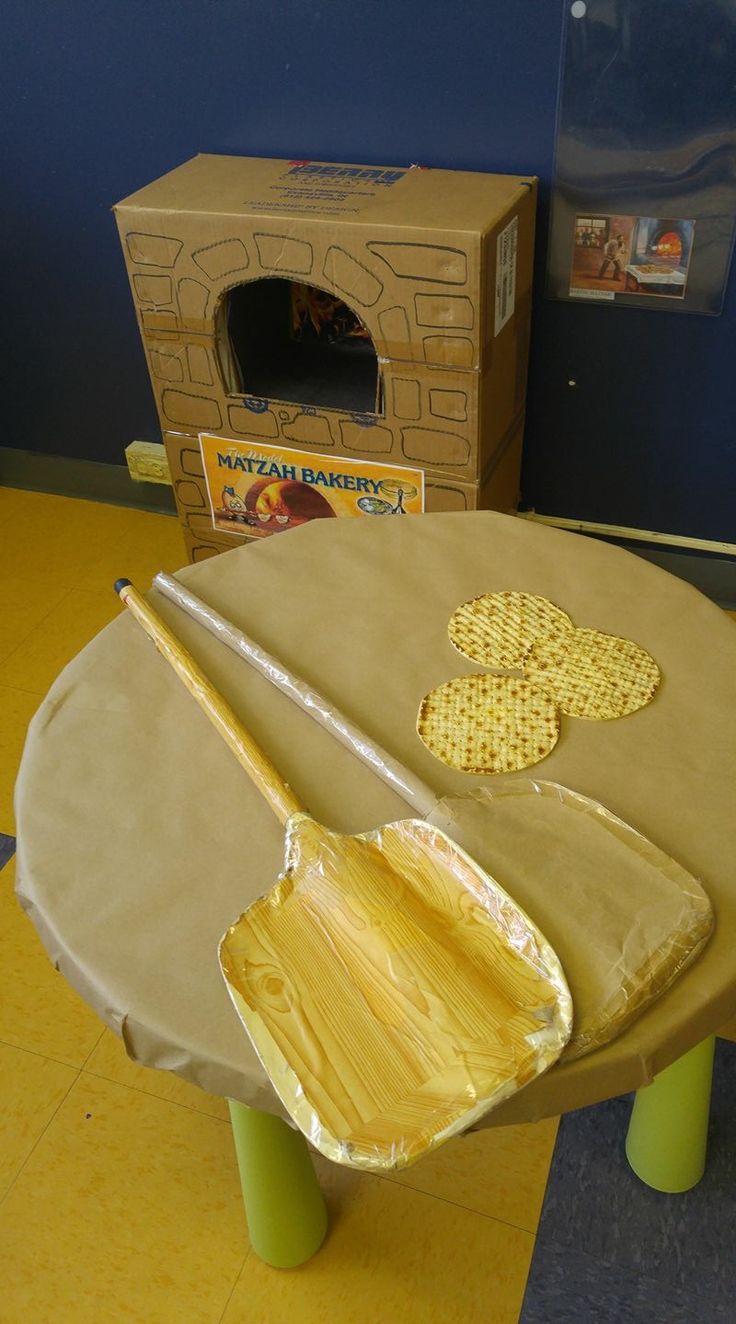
left=228, top=1101, right=328, bottom=1268
left=625, top=1035, right=716, bottom=1193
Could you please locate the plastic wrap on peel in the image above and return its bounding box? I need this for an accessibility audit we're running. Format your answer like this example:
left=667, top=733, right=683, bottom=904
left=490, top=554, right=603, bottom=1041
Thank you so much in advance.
left=219, top=813, right=572, bottom=1172
left=429, top=781, right=714, bottom=1061
left=154, top=572, right=437, bottom=817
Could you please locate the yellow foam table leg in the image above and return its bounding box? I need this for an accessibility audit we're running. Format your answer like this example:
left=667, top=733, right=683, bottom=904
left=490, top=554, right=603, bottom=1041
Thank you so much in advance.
left=228, top=1100, right=328, bottom=1267
left=625, top=1035, right=715, bottom=1193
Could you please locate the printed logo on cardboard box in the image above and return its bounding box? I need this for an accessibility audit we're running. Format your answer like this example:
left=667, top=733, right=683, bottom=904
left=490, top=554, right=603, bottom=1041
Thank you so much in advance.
left=199, top=433, right=424, bottom=539
left=286, top=163, right=407, bottom=187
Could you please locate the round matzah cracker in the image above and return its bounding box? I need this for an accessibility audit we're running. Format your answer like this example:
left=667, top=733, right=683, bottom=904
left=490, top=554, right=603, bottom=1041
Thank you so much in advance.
left=524, top=627, right=661, bottom=720
left=448, top=592, right=574, bottom=668
left=417, top=674, right=560, bottom=774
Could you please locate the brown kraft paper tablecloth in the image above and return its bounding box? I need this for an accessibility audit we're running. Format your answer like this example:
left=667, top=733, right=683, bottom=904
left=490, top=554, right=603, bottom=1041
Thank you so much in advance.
left=14, top=512, right=736, bottom=1127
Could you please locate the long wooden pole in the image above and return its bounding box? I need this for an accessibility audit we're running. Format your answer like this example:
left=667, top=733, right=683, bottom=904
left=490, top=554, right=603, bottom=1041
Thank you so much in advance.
left=114, top=579, right=304, bottom=826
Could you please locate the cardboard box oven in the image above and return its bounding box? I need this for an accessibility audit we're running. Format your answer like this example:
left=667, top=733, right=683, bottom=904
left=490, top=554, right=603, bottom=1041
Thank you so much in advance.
left=114, top=155, right=536, bottom=549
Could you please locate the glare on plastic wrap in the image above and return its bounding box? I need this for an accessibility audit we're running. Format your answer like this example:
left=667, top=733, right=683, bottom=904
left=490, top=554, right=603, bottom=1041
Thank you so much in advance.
left=547, top=0, right=736, bottom=314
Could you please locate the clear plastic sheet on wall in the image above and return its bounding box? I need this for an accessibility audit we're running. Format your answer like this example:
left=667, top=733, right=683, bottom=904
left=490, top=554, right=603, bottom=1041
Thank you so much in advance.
left=547, top=0, right=736, bottom=314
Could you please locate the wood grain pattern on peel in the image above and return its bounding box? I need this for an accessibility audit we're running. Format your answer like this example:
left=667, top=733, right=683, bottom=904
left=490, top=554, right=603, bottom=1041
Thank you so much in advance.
left=416, top=674, right=560, bottom=774
left=523, top=627, right=661, bottom=719
left=220, top=814, right=568, bottom=1170
left=448, top=592, right=575, bottom=669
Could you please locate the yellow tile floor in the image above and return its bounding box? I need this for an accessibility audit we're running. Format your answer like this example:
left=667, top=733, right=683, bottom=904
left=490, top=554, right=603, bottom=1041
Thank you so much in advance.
left=1, top=486, right=733, bottom=1323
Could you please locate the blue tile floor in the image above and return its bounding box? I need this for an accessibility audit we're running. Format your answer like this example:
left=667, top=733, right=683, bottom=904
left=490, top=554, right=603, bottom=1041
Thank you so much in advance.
left=520, top=1038, right=735, bottom=1322
left=0, top=833, right=15, bottom=870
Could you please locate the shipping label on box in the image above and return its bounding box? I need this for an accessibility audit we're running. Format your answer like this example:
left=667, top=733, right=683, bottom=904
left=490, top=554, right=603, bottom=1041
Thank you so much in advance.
left=199, top=433, right=424, bottom=539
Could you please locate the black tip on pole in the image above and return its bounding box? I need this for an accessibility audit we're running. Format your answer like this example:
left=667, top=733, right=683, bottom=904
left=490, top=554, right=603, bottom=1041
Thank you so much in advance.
left=114, top=578, right=132, bottom=596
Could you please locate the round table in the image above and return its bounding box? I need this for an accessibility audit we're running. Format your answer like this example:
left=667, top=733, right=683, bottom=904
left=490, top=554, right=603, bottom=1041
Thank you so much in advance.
left=14, top=512, right=736, bottom=1250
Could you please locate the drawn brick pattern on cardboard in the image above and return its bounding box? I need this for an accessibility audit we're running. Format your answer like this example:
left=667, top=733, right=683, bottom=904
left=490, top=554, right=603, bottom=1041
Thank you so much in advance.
left=116, top=156, right=536, bottom=560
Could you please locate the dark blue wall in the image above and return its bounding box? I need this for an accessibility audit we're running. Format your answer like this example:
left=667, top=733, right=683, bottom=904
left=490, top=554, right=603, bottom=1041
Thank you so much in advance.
left=3, top=1, right=734, bottom=541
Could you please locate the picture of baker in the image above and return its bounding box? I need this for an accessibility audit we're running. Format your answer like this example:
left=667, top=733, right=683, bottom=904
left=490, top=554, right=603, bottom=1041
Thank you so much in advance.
left=570, top=214, right=695, bottom=302
left=569, top=214, right=634, bottom=297
left=598, top=232, right=628, bottom=281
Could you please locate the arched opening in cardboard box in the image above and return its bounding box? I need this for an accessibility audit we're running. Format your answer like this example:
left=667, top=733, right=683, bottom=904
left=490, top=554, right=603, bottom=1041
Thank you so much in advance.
left=217, top=278, right=382, bottom=414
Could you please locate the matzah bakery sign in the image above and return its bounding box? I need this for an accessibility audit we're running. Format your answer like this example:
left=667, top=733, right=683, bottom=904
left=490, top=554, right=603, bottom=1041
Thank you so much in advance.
left=199, top=433, right=424, bottom=539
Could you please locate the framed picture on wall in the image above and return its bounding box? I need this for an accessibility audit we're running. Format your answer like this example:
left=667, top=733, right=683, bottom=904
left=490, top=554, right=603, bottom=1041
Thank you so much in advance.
left=569, top=214, right=696, bottom=303
left=547, top=0, right=736, bottom=315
